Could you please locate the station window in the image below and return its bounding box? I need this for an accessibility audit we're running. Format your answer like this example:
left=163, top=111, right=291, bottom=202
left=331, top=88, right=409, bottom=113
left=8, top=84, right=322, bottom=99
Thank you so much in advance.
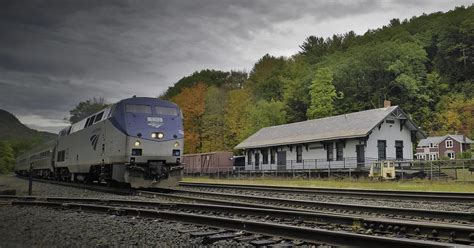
left=262, top=149, right=268, bottom=164
left=377, top=140, right=386, bottom=160
left=270, top=149, right=276, bottom=164
left=336, top=142, right=343, bottom=161
left=395, top=140, right=403, bottom=160
left=296, top=146, right=302, bottom=163
left=446, top=140, right=453, bottom=148
left=247, top=150, right=252, bottom=165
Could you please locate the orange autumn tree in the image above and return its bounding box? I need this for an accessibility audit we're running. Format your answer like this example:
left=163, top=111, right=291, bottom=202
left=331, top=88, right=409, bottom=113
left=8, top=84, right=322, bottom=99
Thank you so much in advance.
left=171, top=82, right=207, bottom=154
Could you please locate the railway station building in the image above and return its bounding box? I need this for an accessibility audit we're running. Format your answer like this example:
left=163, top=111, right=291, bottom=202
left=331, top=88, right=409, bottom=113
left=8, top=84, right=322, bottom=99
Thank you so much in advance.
left=235, top=102, right=426, bottom=171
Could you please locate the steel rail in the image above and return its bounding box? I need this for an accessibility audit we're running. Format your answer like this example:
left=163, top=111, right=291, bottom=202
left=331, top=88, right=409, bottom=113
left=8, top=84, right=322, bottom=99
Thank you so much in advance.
left=179, top=182, right=474, bottom=203
left=2, top=195, right=473, bottom=244
left=14, top=177, right=473, bottom=222
left=151, top=188, right=474, bottom=223
left=2, top=198, right=462, bottom=248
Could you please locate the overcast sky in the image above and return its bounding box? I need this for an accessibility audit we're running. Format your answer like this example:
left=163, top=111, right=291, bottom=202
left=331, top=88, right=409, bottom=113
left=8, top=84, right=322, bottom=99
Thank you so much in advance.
left=0, top=0, right=471, bottom=133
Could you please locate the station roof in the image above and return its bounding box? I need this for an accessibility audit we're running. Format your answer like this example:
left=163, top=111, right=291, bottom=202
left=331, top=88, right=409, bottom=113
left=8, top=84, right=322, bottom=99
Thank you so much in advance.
left=235, top=106, right=425, bottom=149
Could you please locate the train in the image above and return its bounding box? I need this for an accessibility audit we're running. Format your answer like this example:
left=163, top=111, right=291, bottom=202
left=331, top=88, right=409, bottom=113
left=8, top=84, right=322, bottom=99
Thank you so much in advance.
left=15, top=96, right=184, bottom=188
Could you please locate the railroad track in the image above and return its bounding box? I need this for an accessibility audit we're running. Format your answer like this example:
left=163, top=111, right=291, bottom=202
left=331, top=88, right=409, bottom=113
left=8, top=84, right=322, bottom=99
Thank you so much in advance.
left=1, top=195, right=470, bottom=247
left=151, top=188, right=473, bottom=224
left=12, top=177, right=474, bottom=246
left=17, top=177, right=474, bottom=223
left=179, top=182, right=474, bottom=203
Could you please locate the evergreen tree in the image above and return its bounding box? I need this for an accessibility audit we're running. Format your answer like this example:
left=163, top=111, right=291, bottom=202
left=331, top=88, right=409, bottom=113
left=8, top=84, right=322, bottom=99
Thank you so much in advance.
left=307, top=68, right=339, bottom=119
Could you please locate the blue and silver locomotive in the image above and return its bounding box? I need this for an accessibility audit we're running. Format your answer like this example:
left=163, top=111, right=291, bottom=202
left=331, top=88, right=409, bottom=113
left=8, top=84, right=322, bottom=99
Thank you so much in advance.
left=15, top=97, right=184, bottom=188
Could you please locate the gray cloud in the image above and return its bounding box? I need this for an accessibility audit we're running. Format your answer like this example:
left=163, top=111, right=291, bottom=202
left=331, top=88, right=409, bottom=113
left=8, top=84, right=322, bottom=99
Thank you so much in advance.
left=0, top=0, right=471, bottom=133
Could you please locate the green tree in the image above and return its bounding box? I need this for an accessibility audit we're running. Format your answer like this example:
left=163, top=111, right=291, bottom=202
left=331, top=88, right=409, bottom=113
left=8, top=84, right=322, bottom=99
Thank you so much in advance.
left=161, top=69, right=248, bottom=99
left=282, top=56, right=312, bottom=123
left=243, top=99, right=287, bottom=139
left=69, top=97, right=109, bottom=123
left=247, top=54, right=287, bottom=101
left=224, top=89, right=253, bottom=150
left=201, top=86, right=227, bottom=152
left=320, top=41, right=429, bottom=124
left=432, top=94, right=474, bottom=137
left=0, top=142, right=15, bottom=174
left=307, top=68, right=340, bottom=119
left=299, top=31, right=358, bottom=65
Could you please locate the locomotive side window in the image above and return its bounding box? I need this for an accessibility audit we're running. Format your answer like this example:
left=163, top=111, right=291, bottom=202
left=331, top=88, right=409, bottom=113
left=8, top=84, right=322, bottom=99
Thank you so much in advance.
left=155, top=106, right=178, bottom=116
left=94, top=112, right=104, bottom=123
left=126, top=104, right=152, bottom=114
left=57, top=150, right=65, bottom=162
left=84, top=116, right=95, bottom=128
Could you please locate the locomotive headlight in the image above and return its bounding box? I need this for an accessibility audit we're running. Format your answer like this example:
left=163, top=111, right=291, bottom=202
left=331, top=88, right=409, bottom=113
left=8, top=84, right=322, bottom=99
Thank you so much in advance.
left=151, top=132, right=164, bottom=139
left=134, top=140, right=141, bottom=147
left=174, top=141, right=179, bottom=147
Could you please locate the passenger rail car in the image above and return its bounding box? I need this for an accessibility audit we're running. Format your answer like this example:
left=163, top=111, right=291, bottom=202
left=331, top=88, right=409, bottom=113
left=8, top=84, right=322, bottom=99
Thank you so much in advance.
left=15, top=97, right=184, bottom=188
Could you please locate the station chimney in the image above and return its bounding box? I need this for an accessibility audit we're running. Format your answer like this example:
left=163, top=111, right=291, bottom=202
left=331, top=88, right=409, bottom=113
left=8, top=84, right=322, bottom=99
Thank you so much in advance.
left=383, top=100, right=391, bottom=108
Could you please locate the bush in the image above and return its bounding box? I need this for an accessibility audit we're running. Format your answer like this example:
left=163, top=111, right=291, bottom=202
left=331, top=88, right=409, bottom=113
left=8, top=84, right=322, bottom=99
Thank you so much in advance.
left=458, top=151, right=472, bottom=159
left=0, top=142, right=15, bottom=174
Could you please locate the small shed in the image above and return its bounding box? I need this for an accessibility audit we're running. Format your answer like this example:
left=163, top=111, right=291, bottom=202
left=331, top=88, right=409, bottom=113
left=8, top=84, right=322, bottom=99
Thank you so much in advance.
left=183, top=151, right=234, bottom=174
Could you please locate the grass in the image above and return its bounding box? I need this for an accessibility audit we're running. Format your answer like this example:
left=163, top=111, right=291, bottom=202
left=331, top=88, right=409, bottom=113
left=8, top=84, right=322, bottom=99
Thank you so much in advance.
left=183, top=177, right=474, bottom=193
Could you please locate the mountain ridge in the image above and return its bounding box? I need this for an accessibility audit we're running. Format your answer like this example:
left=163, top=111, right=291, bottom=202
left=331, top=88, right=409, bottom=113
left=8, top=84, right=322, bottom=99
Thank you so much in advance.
left=0, top=109, right=57, bottom=142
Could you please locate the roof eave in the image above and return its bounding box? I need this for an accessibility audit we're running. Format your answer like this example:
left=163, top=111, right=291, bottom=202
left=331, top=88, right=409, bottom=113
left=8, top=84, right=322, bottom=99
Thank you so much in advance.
left=234, top=134, right=367, bottom=150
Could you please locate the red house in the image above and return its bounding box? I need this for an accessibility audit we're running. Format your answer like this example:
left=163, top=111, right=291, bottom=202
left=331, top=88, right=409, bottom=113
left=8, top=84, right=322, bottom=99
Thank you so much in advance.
left=415, top=134, right=473, bottom=160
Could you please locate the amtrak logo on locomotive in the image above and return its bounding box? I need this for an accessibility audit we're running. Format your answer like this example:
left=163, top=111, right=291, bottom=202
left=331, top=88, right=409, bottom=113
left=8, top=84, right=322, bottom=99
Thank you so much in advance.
left=147, top=117, right=163, bottom=128
left=90, top=134, right=100, bottom=151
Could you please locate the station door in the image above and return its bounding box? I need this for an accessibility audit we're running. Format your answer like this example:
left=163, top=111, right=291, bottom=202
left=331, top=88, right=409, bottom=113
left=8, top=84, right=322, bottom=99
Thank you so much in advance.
left=277, top=151, right=286, bottom=170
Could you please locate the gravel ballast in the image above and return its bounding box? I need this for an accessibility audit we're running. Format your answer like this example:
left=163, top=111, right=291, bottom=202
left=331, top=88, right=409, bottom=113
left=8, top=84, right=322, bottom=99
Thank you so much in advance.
left=1, top=175, right=317, bottom=247
left=0, top=205, right=250, bottom=247
left=0, top=175, right=251, bottom=247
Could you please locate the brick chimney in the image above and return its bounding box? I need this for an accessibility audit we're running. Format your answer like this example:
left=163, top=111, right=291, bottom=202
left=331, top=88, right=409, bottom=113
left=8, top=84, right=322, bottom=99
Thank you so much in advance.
left=383, top=100, right=391, bottom=108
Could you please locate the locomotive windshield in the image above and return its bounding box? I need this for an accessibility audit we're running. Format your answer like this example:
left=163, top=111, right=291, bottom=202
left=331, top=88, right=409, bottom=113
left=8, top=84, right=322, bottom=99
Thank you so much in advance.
left=155, top=106, right=178, bottom=116
left=126, top=104, right=152, bottom=114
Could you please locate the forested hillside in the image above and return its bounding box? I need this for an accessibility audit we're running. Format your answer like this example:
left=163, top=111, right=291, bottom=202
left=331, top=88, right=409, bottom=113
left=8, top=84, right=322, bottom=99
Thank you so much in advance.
left=163, top=6, right=474, bottom=154
left=0, top=109, right=57, bottom=173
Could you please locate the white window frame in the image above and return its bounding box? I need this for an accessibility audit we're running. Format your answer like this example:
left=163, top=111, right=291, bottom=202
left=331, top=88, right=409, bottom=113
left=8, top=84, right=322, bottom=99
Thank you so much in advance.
left=446, top=140, right=453, bottom=148
left=447, top=152, right=455, bottom=159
